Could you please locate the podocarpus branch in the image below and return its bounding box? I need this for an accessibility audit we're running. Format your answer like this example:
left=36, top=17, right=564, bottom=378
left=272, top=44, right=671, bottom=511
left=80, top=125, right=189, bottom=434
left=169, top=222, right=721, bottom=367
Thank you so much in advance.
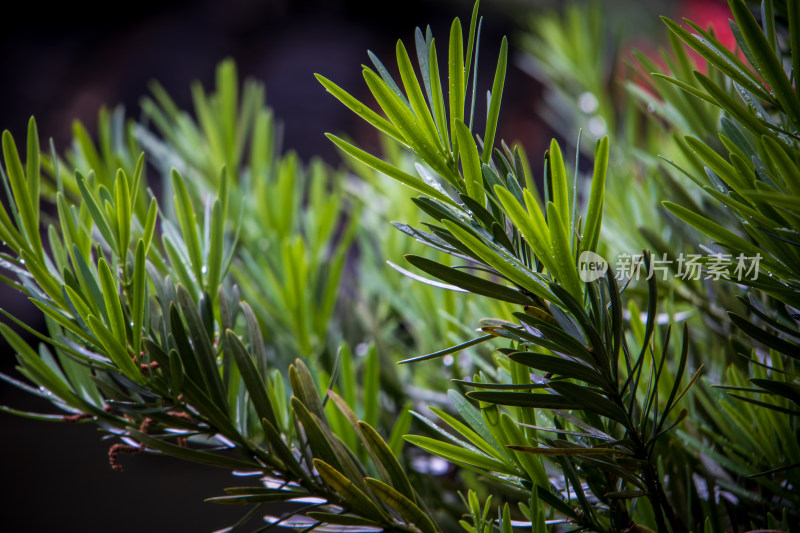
left=0, top=1, right=798, bottom=531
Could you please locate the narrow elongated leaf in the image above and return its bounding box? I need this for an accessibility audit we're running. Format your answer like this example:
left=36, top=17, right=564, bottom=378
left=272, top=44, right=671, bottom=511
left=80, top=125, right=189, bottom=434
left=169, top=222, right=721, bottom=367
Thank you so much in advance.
left=313, top=459, right=387, bottom=523
left=365, top=478, right=439, bottom=533
left=466, top=391, right=578, bottom=409
left=205, top=177, right=227, bottom=298
left=750, top=378, right=800, bottom=406
left=364, top=69, right=453, bottom=183
left=452, top=380, right=545, bottom=390
left=454, top=119, right=482, bottom=200
left=661, top=16, right=776, bottom=106
left=129, top=429, right=257, bottom=470
left=404, top=435, right=506, bottom=472
left=728, top=312, right=800, bottom=358
left=727, top=0, right=800, bottom=126
left=396, top=39, right=443, bottom=152
left=368, top=50, right=409, bottom=107
left=326, top=134, right=453, bottom=205
left=142, top=198, right=158, bottom=253
left=493, top=186, right=555, bottom=275
left=546, top=203, right=582, bottom=301
left=507, top=352, right=607, bottom=388
left=448, top=18, right=465, bottom=138
left=316, top=74, right=404, bottom=142
left=171, top=170, right=203, bottom=283
left=289, top=359, right=327, bottom=423
left=762, top=135, right=800, bottom=196
left=306, top=512, right=382, bottom=528
left=507, top=445, right=617, bottom=456
left=2, top=130, right=41, bottom=258
left=663, top=202, right=764, bottom=258
left=404, top=254, right=532, bottom=305
left=548, top=141, right=569, bottom=235
left=442, top=220, right=553, bottom=300
left=131, top=240, right=147, bottom=357
left=76, top=173, right=117, bottom=255
left=399, top=334, right=492, bottom=364
left=0, top=323, right=79, bottom=403
left=206, top=493, right=300, bottom=505
left=115, top=170, right=131, bottom=255
left=581, top=136, right=608, bottom=255
left=86, top=314, right=142, bottom=383
left=428, top=40, right=450, bottom=149
left=549, top=381, right=627, bottom=423
left=177, top=285, right=227, bottom=408
left=226, top=330, right=279, bottom=428
left=513, top=314, right=597, bottom=366
left=97, top=257, right=126, bottom=346
left=693, top=72, right=771, bottom=136
left=428, top=406, right=511, bottom=464
left=482, top=37, right=507, bottom=163
left=24, top=118, right=40, bottom=225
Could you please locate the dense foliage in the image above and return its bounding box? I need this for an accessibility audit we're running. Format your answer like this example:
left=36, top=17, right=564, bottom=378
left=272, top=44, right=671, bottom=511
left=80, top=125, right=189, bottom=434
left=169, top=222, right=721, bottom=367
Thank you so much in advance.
left=0, top=1, right=797, bottom=532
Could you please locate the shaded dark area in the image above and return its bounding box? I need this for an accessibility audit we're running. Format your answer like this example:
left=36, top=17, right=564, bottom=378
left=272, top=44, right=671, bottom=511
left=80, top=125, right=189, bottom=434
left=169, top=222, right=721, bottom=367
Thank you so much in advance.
left=0, top=0, right=546, bottom=162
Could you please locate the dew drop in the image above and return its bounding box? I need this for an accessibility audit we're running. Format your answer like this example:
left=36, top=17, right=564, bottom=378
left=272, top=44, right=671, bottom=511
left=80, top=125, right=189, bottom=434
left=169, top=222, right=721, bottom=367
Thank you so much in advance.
left=443, top=355, right=454, bottom=366
left=647, top=103, right=656, bottom=114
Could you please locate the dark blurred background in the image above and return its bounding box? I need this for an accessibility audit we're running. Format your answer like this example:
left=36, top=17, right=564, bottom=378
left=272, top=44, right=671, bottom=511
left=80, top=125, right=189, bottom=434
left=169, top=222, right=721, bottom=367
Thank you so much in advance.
left=0, top=0, right=705, bottom=530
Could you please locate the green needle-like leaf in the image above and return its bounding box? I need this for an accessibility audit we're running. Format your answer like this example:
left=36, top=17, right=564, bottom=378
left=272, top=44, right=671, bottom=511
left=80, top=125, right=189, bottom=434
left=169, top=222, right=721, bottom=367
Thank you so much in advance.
left=326, top=134, right=454, bottom=205
left=114, top=170, right=131, bottom=257
left=399, top=334, right=493, bottom=364
left=396, top=39, right=444, bottom=152
left=172, top=169, right=203, bottom=285
left=404, top=435, right=506, bottom=472
left=316, top=74, right=404, bottom=142
left=130, top=430, right=257, bottom=470
left=226, top=329, right=279, bottom=427
left=3, top=130, right=42, bottom=258
left=454, top=119, right=482, bottom=201
left=448, top=17, right=465, bottom=142
left=727, top=0, right=800, bottom=126
left=482, top=36, right=507, bottom=163
left=581, top=136, right=608, bottom=255
left=358, top=421, right=415, bottom=502
left=76, top=172, right=118, bottom=256
left=365, top=477, right=439, bottom=533
left=313, top=459, right=387, bottom=523
left=86, top=314, right=141, bottom=383
left=466, top=391, right=578, bottom=409
left=546, top=202, right=583, bottom=301
left=404, top=254, right=533, bottom=305
left=97, top=256, right=126, bottom=346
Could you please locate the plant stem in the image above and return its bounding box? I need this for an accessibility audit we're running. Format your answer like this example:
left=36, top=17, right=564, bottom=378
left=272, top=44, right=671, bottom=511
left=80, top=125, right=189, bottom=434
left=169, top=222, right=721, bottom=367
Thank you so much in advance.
left=616, top=393, right=686, bottom=533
